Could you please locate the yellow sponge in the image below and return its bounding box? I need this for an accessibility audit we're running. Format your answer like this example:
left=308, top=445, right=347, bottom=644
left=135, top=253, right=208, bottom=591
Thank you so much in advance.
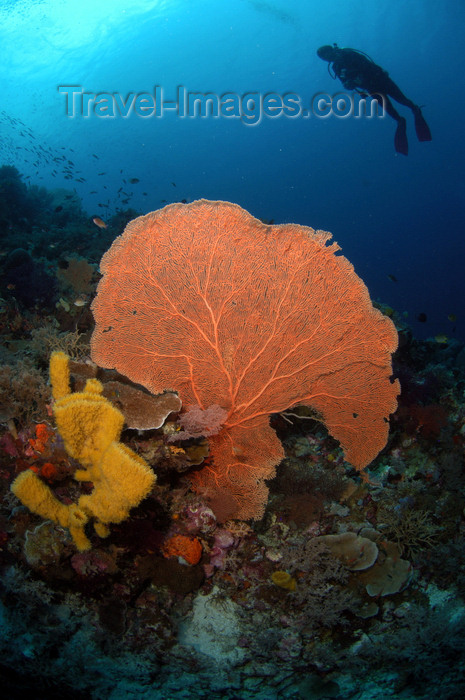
left=11, top=470, right=91, bottom=551
left=49, top=350, right=70, bottom=401
left=51, top=352, right=124, bottom=468
left=11, top=470, right=86, bottom=529
left=78, top=442, right=156, bottom=529
left=11, top=352, right=156, bottom=552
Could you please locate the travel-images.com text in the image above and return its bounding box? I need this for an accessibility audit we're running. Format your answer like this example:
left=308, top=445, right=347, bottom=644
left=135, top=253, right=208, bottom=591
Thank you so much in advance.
left=58, top=85, right=386, bottom=125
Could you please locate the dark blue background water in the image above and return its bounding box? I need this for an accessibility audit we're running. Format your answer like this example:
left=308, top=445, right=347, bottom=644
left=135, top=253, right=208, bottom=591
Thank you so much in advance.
left=1, top=0, right=464, bottom=342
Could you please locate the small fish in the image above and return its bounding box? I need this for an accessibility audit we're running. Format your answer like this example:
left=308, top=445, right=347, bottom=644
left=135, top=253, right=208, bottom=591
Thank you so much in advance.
left=448, top=314, right=457, bottom=322
left=171, top=182, right=176, bottom=187
left=416, top=312, right=427, bottom=323
left=54, top=205, right=63, bottom=212
left=74, top=295, right=88, bottom=307
left=129, top=178, right=140, bottom=184
left=90, top=190, right=98, bottom=194
left=387, top=274, right=398, bottom=283
left=142, top=192, right=148, bottom=196
left=434, top=334, right=449, bottom=344
left=92, top=216, right=107, bottom=229
left=98, top=172, right=106, bottom=176
left=92, top=154, right=99, bottom=159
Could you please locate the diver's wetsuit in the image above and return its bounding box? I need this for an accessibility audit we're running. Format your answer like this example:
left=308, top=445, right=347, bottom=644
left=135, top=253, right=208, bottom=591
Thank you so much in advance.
left=317, top=46, right=432, bottom=155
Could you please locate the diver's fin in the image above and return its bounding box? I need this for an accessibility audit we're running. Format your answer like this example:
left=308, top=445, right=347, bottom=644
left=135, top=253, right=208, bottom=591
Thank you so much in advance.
left=395, top=117, right=408, bottom=156
left=413, top=107, right=432, bottom=142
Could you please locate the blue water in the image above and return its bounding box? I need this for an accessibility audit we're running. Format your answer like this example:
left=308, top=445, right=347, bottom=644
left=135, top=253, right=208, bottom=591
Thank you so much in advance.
left=1, top=0, right=464, bottom=341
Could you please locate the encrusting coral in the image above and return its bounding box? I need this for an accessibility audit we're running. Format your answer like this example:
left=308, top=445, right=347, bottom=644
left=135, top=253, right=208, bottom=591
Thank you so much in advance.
left=63, top=358, right=182, bottom=430
left=90, top=199, right=400, bottom=519
left=271, top=570, right=297, bottom=591
left=319, top=532, right=379, bottom=571
left=11, top=351, right=156, bottom=550
left=162, top=534, right=203, bottom=565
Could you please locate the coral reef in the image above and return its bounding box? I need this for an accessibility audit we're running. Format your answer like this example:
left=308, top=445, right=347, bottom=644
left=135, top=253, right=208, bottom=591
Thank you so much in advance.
left=0, top=186, right=464, bottom=699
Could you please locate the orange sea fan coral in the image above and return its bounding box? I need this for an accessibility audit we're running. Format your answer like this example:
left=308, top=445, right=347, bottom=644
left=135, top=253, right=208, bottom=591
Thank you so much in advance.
left=90, top=200, right=399, bottom=520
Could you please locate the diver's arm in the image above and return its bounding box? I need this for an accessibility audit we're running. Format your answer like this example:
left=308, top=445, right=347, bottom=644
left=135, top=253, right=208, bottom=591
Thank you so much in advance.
left=334, top=51, right=376, bottom=90
left=339, top=69, right=362, bottom=90
left=334, top=63, right=362, bottom=90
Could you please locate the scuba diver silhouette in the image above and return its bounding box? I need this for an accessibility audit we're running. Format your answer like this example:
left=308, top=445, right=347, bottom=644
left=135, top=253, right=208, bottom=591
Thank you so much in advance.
left=317, top=44, right=432, bottom=155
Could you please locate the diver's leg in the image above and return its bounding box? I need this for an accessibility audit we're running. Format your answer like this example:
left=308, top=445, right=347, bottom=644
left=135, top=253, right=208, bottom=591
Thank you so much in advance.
left=371, top=94, right=408, bottom=155
left=384, top=79, right=432, bottom=142
left=383, top=78, right=415, bottom=108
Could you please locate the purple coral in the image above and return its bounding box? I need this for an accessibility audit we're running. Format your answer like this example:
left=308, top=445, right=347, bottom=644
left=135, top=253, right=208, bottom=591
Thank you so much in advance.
left=183, top=502, right=217, bottom=534
left=168, top=404, right=228, bottom=441
left=204, top=529, right=235, bottom=577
